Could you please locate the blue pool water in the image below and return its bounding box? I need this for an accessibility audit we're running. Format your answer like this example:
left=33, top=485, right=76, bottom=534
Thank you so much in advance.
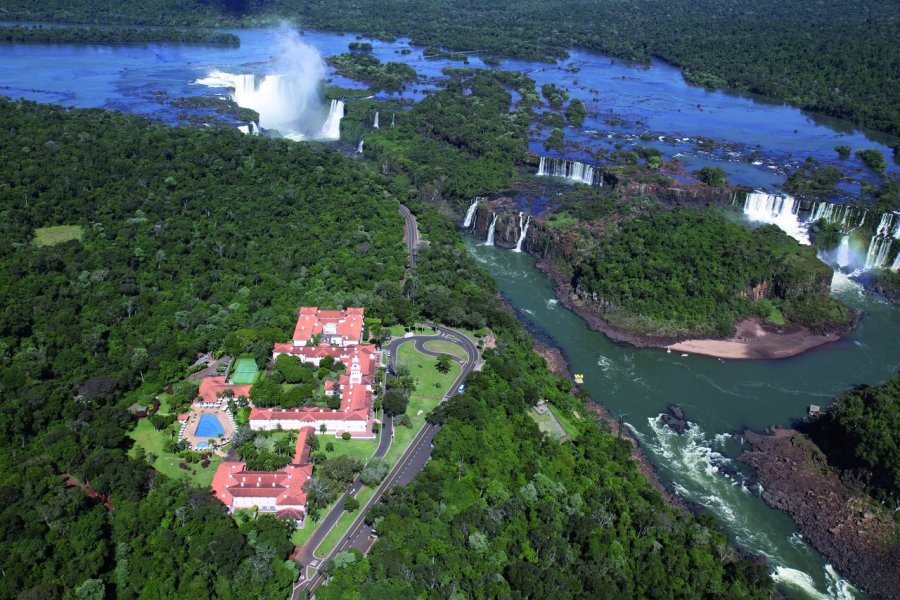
left=196, top=441, right=209, bottom=449
left=195, top=414, right=225, bottom=438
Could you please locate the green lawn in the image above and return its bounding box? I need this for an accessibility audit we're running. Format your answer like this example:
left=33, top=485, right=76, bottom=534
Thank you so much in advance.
left=384, top=341, right=459, bottom=466
left=128, top=419, right=221, bottom=486
left=33, top=225, right=83, bottom=246
left=314, top=486, right=376, bottom=558
left=423, top=340, right=468, bottom=361
left=321, top=435, right=380, bottom=462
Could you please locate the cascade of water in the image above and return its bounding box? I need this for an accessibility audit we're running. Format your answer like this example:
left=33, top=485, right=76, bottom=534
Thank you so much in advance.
left=485, top=213, right=499, bottom=246
left=320, top=99, right=345, bottom=140
left=248, top=122, right=258, bottom=135
left=536, top=156, right=598, bottom=185
left=373, top=111, right=379, bottom=129
left=893, top=251, right=900, bottom=271
left=742, top=191, right=808, bottom=244
left=462, top=198, right=480, bottom=228
left=514, top=213, right=531, bottom=252
left=391, top=113, right=395, bottom=128
left=893, top=218, right=900, bottom=240
left=834, top=236, right=852, bottom=269
left=357, top=139, right=364, bottom=154
left=864, top=237, right=893, bottom=269
left=876, top=213, right=893, bottom=236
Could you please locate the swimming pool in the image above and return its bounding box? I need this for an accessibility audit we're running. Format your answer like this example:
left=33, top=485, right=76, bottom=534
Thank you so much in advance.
left=196, top=441, right=209, bottom=450
left=195, top=414, right=225, bottom=438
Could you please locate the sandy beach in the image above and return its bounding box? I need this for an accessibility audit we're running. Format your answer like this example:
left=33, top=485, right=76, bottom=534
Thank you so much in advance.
left=669, top=319, right=840, bottom=360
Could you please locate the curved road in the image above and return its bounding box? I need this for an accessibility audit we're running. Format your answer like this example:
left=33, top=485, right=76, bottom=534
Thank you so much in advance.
left=398, top=204, right=419, bottom=268
left=291, top=327, right=480, bottom=598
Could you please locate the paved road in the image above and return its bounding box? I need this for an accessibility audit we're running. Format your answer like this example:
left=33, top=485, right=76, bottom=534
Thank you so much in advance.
left=398, top=204, right=418, bottom=268
left=291, top=328, right=479, bottom=598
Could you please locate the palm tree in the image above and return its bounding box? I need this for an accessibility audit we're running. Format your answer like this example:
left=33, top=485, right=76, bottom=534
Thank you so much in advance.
left=319, top=424, right=327, bottom=435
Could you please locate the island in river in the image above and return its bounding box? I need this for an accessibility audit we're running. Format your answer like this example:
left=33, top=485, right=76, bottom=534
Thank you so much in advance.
left=467, top=184, right=859, bottom=360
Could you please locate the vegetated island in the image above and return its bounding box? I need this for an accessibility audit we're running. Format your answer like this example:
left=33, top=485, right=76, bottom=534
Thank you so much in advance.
left=327, top=52, right=417, bottom=92
left=739, top=374, right=900, bottom=599
left=473, top=188, right=856, bottom=360
left=0, top=24, right=240, bottom=46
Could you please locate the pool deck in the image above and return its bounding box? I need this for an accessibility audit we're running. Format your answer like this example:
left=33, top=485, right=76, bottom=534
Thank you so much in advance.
left=180, top=405, right=236, bottom=454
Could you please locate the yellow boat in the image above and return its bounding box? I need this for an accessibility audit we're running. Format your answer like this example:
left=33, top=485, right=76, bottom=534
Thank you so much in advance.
left=574, top=373, right=584, bottom=384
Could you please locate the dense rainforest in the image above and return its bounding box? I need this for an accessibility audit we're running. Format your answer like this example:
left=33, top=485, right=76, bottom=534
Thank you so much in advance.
left=0, top=98, right=408, bottom=598
left=0, top=25, right=240, bottom=45
left=802, top=373, right=900, bottom=505
left=3, top=0, right=898, bottom=136
left=0, top=96, right=776, bottom=598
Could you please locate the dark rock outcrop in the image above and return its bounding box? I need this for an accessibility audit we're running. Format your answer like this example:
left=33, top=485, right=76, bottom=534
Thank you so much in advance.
left=740, top=428, right=900, bottom=599
left=625, top=181, right=750, bottom=207
left=660, top=404, right=690, bottom=434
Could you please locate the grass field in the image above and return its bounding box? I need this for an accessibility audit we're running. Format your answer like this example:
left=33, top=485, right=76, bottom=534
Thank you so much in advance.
left=128, top=420, right=221, bottom=486
left=530, top=408, right=567, bottom=440
left=549, top=404, right=581, bottom=440
left=423, top=340, right=468, bottom=361
left=321, top=435, right=379, bottom=462
left=314, top=487, right=375, bottom=558
left=230, top=357, right=259, bottom=384
left=33, top=225, right=83, bottom=246
left=384, top=341, right=459, bottom=466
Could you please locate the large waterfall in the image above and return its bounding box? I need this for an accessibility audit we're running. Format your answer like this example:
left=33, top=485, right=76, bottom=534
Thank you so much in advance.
left=320, top=99, right=345, bottom=140
left=373, top=111, right=379, bottom=129
left=809, top=201, right=869, bottom=231
left=864, top=237, right=893, bottom=270
left=514, top=213, right=531, bottom=252
left=462, top=197, right=481, bottom=228
left=742, top=192, right=809, bottom=245
left=194, top=27, right=337, bottom=140
left=485, top=213, right=499, bottom=246
left=537, top=156, right=600, bottom=186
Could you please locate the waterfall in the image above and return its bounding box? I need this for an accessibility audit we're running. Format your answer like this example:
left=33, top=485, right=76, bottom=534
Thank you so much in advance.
left=391, top=113, right=395, bottom=128
left=864, top=237, right=893, bottom=270
left=248, top=121, right=258, bottom=135
left=485, top=213, right=498, bottom=246
left=876, top=213, right=894, bottom=237
left=893, top=251, right=900, bottom=271
left=373, top=111, right=379, bottom=129
left=537, top=156, right=599, bottom=185
left=742, top=191, right=808, bottom=244
left=357, top=139, right=364, bottom=154
left=320, top=99, right=345, bottom=140
left=514, top=213, right=531, bottom=252
left=462, top=198, right=480, bottom=228
left=835, top=236, right=852, bottom=269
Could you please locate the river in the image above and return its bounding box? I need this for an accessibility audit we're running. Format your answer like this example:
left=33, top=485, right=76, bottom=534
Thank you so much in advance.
left=2, top=24, right=898, bottom=599
left=465, top=238, right=898, bottom=600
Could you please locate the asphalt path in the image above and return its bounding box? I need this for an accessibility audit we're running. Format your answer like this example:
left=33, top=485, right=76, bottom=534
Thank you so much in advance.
left=291, top=328, right=480, bottom=598
left=398, top=204, right=418, bottom=268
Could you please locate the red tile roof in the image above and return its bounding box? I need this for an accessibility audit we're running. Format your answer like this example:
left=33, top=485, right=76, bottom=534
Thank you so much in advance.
left=197, top=376, right=252, bottom=404
left=291, top=307, right=365, bottom=344
left=211, top=460, right=313, bottom=511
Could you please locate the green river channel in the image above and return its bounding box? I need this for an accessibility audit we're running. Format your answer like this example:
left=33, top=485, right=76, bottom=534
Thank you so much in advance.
left=464, top=238, right=899, bottom=599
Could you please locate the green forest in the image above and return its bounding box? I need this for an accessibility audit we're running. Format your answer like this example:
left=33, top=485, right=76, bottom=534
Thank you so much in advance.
left=3, top=0, right=898, bottom=135
left=0, top=25, right=240, bottom=45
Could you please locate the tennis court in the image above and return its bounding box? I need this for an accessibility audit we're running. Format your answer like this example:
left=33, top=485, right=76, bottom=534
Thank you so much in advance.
left=230, top=357, right=259, bottom=384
